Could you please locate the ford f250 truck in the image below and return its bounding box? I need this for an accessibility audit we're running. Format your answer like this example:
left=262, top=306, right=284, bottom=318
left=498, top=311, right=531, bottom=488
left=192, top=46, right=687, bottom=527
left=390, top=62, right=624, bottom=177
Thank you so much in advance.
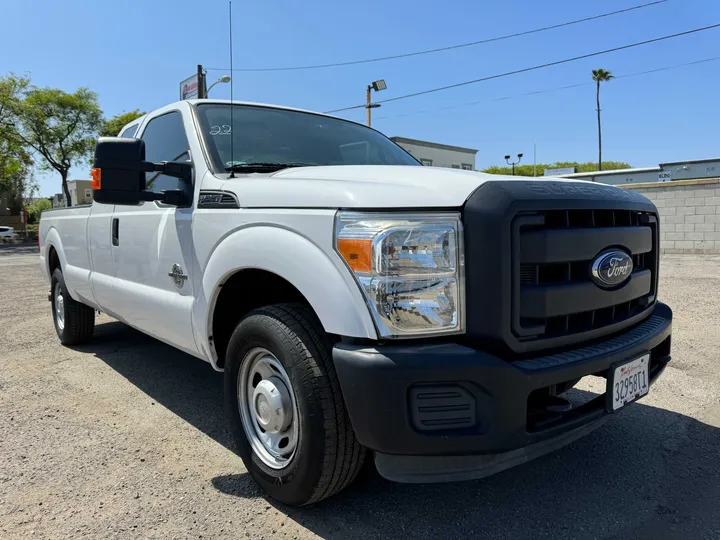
left=39, top=99, right=672, bottom=506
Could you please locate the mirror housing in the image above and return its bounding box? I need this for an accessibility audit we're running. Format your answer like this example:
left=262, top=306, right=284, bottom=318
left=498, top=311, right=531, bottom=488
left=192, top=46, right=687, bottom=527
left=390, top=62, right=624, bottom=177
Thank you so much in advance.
left=92, top=137, right=192, bottom=206
left=92, top=137, right=146, bottom=204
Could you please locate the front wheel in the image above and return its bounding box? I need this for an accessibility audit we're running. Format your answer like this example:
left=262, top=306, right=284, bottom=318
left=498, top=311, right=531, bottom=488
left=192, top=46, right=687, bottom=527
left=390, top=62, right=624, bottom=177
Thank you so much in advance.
left=224, top=304, right=365, bottom=506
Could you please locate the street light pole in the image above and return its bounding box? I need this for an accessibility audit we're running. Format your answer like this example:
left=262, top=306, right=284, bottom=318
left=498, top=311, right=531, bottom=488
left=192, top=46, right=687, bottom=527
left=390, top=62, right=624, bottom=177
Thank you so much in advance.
left=366, top=85, right=372, bottom=127
left=365, top=79, right=387, bottom=127
left=505, top=153, right=524, bottom=176
left=207, top=75, right=231, bottom=96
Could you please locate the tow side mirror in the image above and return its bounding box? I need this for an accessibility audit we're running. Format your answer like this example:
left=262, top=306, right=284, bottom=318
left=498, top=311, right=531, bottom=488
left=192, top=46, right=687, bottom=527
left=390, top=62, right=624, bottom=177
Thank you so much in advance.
left=91, top=137, right=192, bottom=206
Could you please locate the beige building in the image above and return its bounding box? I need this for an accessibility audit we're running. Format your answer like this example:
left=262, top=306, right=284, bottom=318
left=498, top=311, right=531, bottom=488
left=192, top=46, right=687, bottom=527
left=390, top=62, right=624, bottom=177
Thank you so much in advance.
left=390, top=136, right=478, bottom=170
left=68, top=180, right=93, bottom=206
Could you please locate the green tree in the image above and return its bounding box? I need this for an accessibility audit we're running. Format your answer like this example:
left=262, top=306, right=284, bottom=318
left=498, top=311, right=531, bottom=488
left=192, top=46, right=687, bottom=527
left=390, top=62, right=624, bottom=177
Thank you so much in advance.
left=0, top=75, right=34, bottom=212
left=592, top=68, right=615, bottom=171
left=482, top=161, right=631, bottom=177
left=26, top=197, right=52, bottom=223
left=0, top=156, right=34, bottom=214
left=100, top=109, right=145, bottom=138
left=1, top=78, right=103, bottom=206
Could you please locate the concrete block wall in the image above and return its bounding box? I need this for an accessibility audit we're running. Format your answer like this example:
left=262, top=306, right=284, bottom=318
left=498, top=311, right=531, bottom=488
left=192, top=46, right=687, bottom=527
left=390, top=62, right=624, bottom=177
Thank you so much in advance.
left=622, top=178, right=720, bottom=254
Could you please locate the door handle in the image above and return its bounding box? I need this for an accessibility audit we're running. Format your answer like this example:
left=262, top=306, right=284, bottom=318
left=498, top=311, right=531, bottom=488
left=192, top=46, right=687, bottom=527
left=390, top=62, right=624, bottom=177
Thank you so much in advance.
left=112, top=218, right=119, bottom=246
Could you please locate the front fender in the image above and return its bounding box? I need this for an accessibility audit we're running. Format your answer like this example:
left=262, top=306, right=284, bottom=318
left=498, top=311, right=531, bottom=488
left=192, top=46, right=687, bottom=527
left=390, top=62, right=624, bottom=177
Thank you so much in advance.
left=193, top=225, right=378, bottom=368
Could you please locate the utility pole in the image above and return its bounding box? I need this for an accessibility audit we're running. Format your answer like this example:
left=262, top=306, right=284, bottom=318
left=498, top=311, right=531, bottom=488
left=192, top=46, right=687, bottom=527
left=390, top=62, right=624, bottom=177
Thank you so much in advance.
left=533, top=141, right=537, bottom=177
left=197, top=64, right=207, bottom=99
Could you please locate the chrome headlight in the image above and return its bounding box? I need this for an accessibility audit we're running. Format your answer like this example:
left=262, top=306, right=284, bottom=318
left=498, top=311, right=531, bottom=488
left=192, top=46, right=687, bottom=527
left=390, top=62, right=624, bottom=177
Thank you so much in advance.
left=335, top=212, right=464, bottom=338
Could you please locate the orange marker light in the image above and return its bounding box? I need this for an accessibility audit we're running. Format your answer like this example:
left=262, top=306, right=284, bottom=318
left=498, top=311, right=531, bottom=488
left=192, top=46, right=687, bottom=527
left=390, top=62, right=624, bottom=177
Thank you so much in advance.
left=337, top=238, right=373, bottom=272
left=91, top=168, right=101, bottom=190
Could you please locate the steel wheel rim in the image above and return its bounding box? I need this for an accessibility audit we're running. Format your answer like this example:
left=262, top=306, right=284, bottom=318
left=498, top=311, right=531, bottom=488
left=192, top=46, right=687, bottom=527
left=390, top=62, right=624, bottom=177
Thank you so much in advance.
left=54, top=284, right=65, bottom=331
left=238, top=348, right=299, bottom=470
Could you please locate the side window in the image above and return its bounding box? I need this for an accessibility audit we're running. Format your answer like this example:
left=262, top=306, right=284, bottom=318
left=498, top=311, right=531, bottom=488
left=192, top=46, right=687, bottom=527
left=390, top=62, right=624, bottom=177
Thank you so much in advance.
left=120, top=124, right=138, bottom=138
left=420, top=158, right=433, bottom=166
left=140, top=112, right=190, bottom=193
left=461, top=163, right=473, bottom=170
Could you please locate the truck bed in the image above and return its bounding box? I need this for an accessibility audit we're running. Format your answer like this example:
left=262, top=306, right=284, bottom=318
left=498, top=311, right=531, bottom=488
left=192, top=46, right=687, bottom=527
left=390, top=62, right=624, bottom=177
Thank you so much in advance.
left=39, top=206, right=96, bottom=307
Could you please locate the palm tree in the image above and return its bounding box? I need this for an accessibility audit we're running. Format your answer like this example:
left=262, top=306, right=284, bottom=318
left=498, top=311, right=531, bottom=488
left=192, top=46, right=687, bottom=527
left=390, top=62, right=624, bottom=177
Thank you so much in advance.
left=592, top=68, right=614, bottom=171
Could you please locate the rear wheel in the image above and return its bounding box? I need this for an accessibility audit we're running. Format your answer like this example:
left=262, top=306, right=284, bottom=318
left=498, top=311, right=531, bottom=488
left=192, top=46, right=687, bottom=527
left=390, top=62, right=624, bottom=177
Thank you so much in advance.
left=224, top=303, right=365, bottom=506
left=51, top=268, right=95, bottom=345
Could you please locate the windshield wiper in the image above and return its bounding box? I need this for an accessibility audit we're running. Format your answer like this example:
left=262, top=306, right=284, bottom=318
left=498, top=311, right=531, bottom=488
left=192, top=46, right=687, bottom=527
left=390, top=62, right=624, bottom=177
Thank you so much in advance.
left=224, top=162, right=317, bottom=172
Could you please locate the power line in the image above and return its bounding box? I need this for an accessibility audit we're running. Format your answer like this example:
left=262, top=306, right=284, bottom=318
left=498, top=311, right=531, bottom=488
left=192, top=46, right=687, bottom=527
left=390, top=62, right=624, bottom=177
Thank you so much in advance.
left=324, top=23, right=720, bottom=113
left=378, top=24, right=720, bottom=105
left=373, top=56, right=720, bottom=120
left=615, top=55, right=720, bottom=80
left=206, top=0, right=668, bottom=72
left=375, top=83, right=590, bottom=120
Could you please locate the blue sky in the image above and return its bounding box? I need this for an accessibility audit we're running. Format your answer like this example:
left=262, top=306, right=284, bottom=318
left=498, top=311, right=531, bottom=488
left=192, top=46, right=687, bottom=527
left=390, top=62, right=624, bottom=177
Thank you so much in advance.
left=2, top=0, right=719, bottom=196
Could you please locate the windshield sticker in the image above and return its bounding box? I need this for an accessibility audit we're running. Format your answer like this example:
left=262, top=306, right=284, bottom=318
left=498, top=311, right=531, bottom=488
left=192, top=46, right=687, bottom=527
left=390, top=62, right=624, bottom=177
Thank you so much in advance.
left=210, top=124, right=232, bottom=136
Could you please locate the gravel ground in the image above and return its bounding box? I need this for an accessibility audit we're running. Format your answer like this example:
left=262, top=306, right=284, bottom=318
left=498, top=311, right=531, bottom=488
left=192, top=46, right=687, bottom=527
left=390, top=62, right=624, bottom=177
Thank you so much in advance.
left=1, top=245, right=719, bottom=540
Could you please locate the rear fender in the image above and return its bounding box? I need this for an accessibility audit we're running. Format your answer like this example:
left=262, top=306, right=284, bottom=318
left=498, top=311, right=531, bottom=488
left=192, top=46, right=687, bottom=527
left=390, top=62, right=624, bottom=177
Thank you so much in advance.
left=42, top=227, right=82, bottom=302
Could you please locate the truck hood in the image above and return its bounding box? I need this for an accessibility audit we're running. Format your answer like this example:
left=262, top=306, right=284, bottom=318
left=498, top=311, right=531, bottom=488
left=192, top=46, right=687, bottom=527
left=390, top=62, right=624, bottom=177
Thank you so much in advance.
left=217, top=165, right=552, bottom=209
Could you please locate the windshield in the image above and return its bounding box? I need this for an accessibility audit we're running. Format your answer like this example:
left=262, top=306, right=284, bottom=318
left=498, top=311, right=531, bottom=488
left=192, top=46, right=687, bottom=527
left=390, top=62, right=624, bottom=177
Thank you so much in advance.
left=195, top=103, right=420, bottom=172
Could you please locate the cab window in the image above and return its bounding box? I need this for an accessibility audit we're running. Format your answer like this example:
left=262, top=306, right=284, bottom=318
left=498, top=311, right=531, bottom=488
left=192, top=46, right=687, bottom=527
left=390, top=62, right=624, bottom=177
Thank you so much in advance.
left=120, top=124, right=138, bottom=138
left=139, top=112, right=191, bottom=193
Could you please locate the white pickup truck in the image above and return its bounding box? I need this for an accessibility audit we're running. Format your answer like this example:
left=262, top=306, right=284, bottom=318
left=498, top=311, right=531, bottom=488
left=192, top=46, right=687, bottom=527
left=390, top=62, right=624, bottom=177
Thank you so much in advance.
left=39, top=99, right=673, bottom=506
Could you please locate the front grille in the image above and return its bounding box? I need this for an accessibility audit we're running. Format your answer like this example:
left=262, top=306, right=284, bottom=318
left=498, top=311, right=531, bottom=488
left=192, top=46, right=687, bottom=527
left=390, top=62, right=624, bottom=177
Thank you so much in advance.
left=513, top=209, right=658, bottom=343
left=520, top=254, right=651, bottom=285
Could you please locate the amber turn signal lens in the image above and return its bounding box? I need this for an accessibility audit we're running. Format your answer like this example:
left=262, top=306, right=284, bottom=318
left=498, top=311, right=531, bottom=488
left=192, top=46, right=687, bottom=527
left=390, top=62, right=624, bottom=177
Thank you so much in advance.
left=337, top=238, right=372, bottom=272
left=91, top=168, right=101, bottom=190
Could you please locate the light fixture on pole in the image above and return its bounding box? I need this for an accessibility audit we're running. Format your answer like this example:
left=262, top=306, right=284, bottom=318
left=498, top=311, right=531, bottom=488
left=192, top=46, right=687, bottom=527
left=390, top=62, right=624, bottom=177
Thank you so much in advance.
left=365, top=79, right=387, bottom=127
left=206, top=75, right=231, bottom=96
left=505, top=153, right=523, bottom=176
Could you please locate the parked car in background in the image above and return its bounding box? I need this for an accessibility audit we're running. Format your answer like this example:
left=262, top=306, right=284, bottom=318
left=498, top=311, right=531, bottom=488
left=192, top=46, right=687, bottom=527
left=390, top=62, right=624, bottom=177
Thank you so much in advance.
left=0, top=226, right=18, bottom=242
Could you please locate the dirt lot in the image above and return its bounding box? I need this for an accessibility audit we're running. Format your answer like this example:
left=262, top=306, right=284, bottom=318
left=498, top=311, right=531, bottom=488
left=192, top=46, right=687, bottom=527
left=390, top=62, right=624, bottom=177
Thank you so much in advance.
left=1, top=245, right=719, bottom=540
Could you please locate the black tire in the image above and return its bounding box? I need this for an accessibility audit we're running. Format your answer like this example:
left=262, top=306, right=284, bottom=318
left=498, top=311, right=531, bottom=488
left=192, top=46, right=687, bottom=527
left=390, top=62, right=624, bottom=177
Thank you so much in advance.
left=51, top=268, right=95, bottom=345
left=224, top=303, right=365, bottom=506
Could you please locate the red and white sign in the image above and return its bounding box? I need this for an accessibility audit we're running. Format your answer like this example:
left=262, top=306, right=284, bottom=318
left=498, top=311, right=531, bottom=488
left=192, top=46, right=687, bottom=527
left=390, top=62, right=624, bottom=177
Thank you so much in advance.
left=180, top=74, right=199, bottom=100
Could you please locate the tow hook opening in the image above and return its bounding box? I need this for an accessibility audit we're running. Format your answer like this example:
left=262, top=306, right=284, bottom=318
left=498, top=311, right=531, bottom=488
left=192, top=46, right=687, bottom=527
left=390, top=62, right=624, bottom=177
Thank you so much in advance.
left=526, top=335, right=672, bottom=433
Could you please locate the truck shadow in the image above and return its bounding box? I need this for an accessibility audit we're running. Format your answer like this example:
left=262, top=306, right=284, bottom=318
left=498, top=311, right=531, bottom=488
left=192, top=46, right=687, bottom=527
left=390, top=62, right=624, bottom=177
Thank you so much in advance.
left=85, top=320, right=720, bottom=540
left=213, top=408, right=720, bottom=540
left=80, top=319, right=232, bottom=451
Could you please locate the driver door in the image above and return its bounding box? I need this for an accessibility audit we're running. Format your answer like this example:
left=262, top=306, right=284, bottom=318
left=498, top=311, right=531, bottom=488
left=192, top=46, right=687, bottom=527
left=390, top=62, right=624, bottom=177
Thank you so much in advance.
left=107, top=110, right=199, bottom=356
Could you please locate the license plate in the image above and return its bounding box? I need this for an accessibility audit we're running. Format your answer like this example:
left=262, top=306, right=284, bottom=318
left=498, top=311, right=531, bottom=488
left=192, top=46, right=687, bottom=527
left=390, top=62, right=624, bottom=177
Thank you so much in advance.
left=608, top=354, right=650, bottom=412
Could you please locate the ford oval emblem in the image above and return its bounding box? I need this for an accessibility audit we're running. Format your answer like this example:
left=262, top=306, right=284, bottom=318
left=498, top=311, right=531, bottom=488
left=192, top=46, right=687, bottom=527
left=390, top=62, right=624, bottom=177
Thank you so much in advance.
left=591, top=250, right=633, bottom=287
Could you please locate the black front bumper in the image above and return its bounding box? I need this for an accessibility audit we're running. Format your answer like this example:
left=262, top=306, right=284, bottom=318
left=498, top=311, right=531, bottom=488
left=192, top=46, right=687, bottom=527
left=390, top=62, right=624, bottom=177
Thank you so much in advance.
left=333, top=303, right=672, bottom=481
